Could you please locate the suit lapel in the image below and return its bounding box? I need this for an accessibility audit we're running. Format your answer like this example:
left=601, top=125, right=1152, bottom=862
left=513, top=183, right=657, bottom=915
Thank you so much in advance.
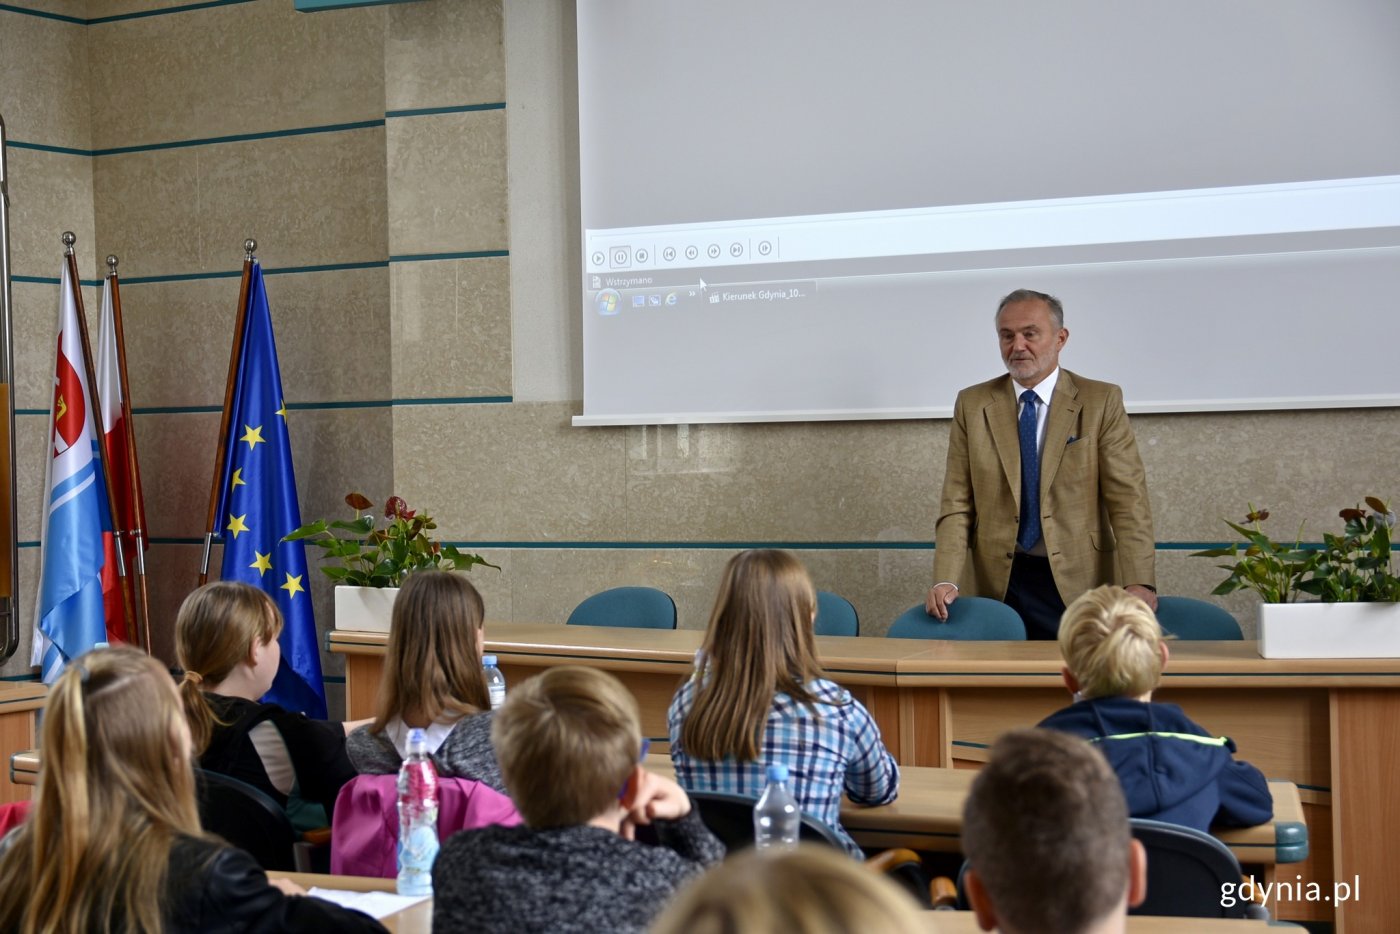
left=1040, top=369, right=1081, bottom=494
left=982, top=378, right=1022, bottom=506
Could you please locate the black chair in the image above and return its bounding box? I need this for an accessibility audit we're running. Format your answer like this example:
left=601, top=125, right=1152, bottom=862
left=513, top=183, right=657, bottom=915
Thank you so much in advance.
left=1129, top=818, right=1268, bottom=920
left=195, top=768, right=311, bottom=873
left=687, top=790, right=845, bottom=851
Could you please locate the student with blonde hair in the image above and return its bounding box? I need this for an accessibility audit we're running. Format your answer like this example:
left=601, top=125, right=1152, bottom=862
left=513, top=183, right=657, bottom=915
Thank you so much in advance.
left=433, top=665, right=724, bottom=933
left=668, top=549, right=898, bottom=856
left=177, top=581, right=359, bottom=828
left=962, top=728, right=1147, bottom=934
left=649, top=843, right=927, bottom=934
left=346, top=570, right=504, bottom=790
left=0, top=647, right=385, bottom=932
left=1039, top=585, right=1272, bottom=831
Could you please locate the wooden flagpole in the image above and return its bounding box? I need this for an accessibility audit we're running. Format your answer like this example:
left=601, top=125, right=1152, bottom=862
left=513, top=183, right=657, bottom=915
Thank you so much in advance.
left=61, top=232, right=137, bottom=640
left=105, top=255, right=152, bottom=653
left=200, top=239, right=257, bottom=587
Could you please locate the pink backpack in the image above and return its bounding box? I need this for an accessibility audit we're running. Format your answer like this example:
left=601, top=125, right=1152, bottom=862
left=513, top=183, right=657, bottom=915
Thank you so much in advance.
left=330, top=774, right=521, bottom=877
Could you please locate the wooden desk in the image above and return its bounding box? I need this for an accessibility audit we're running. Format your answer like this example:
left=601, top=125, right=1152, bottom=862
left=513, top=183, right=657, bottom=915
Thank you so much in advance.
left=330, top=628, right=1397, bottom=929
left=267, top=872, right=429, bottom=933
left=924, top=912, right=1280, bottom=932
left=0, top=682, right=45, bottom=803
left=643, top=755, right=1306, bottom=870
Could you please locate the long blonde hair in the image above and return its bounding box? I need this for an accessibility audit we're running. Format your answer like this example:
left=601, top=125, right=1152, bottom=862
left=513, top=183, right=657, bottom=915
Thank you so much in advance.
left=175, top=581, right=283, bottom=753
left=650, top=844, right=927, bottom=934
left=0, top=647, right=204, bottom=934
left=681, top=549, right=825, bottom=761
left=372, top=570, right=490, bottom=733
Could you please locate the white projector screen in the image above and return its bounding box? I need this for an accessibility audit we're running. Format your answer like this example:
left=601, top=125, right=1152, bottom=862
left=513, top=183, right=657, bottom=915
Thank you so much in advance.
left=575, top=0, right=1400, bottom=426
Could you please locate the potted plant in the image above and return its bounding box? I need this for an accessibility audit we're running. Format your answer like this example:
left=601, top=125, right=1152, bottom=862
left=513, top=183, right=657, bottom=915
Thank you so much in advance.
left=1194, top=497, right=1400, bottom=658
left=283, top=492, right=497, bottom=632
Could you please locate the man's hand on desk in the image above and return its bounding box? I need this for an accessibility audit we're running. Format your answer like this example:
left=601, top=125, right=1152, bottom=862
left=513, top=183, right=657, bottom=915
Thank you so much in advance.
left=1125, top=584, right=1158, bottom=612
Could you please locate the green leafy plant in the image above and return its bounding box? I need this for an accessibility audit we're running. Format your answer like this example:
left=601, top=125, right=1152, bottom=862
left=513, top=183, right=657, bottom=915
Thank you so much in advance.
left=1194, top=497, right=1398, bottom=603
left=283, top=492, right=497, bottom=587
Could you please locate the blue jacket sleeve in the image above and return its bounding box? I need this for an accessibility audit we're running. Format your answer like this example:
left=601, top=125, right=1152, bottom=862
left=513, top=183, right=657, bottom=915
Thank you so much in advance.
left=1213, top=758, right=1274, bottom=828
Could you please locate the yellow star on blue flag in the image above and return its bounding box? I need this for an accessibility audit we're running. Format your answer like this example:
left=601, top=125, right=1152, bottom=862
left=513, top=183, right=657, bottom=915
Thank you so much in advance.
left=214, top=262, right=325, bottom=718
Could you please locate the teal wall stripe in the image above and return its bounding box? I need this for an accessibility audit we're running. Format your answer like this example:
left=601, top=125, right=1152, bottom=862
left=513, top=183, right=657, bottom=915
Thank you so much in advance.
left=129, top=396, right=512, bottom=415
left=91, top=119, right=384, bottom=156
left=12, top=275, right=103, bottom=287
left=390, top=250, right=509, bottom=263
left=0, top=3, right=85, bottom=24
left=0, top=674, right=40, bottom=682
left=386, top=103, right=506, bottom=118
left=5, top=139, right=91, bottom=156
left=18, top=541, right=39, bottom=549
left=89, top=0, right=256, bottom=24
left=120, top=260, right=387, bottom=285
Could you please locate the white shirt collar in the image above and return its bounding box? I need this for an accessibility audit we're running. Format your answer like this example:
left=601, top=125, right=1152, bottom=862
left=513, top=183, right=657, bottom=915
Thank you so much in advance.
left=1012, top=367, right=1060, bottom=407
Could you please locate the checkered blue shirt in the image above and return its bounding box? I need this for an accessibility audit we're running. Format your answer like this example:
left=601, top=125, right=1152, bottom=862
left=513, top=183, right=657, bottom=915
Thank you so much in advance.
left=668, top=673, right=899, bottom=856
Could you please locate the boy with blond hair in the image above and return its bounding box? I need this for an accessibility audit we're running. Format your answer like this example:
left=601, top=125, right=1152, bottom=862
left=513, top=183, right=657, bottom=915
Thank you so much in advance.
left=432, top=666, right=723, bottom=933
left=1039, top=585, right=1272, bottom=831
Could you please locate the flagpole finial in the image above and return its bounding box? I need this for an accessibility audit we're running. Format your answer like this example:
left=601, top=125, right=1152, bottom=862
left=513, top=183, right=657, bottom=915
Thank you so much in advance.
left=244, top=239, right=257, bottom=260
left=61, top=231, right=75, bottom=255
left=106, top=255, right=118, bottom=276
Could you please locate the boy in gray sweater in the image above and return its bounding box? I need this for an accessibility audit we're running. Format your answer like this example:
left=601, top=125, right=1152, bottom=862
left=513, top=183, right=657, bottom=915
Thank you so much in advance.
left=432, top=666, right=725, bottom=934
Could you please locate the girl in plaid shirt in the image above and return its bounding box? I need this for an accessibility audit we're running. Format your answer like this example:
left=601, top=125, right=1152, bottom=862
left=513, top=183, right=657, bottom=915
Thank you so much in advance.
left=668, top=550, right=899, bottom=856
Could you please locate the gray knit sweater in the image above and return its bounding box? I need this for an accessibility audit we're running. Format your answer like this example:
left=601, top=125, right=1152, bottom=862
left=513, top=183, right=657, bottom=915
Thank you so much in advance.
left=344, top=712, right=506, bottom=793
left=431, top=811, right=725, bottom=934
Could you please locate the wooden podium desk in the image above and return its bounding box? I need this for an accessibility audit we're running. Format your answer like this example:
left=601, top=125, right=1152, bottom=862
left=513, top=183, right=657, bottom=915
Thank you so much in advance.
left=0, top=682, right=45, bottom=803
left=330, top=628, right=1397, bottom=930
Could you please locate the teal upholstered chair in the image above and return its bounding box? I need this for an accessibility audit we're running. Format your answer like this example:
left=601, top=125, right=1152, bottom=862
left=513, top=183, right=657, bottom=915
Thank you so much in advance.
left=566, top=586, right=678, bottom=630
left=886, top=596, right=1026, bottom=640
left=814, top=590, right=859, bottom=637
left=1154, top=596, right=1242, bottom=640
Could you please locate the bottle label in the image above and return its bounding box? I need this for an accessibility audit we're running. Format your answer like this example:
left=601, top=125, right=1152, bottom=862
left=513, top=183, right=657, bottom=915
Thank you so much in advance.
left=489, top=684, right=506, bottom=710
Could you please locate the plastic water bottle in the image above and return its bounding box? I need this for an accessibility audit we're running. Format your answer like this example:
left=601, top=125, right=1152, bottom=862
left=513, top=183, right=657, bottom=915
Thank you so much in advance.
left=753, top=763, right=800, bottom=851
left=483, top=655, right=506, bottom=710
left=396, top=728, right=440, bottom=896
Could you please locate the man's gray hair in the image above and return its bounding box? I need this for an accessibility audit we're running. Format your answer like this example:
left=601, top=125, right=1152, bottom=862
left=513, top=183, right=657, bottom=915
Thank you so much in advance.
left=997, top=289, right=1064, bottom=330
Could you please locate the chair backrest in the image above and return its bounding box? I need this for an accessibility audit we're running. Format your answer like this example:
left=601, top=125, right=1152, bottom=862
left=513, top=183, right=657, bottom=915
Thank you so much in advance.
left=195, top=768, right=298, bottom=872
left=566, top=586, right=678, bottom=629
left=1129, top=818, right=1250, bottom=918
left=886, top=597, right=1027, bottom=640
left=687, top=790, right=844, bottom=851
left=1153, top=596, right=1243, bottom=640
left=814, top=590, right=859, bottom=637
left=330, top=773, right=522, bottom=878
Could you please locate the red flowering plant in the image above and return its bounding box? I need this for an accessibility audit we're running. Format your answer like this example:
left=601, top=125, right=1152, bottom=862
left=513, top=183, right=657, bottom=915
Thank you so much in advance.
left=282, top=492, right=496, bottom=587
left=1193, top=497, right=1398, bottom=603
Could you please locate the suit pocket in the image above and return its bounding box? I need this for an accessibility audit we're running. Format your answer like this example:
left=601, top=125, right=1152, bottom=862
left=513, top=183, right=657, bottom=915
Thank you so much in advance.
left=1090, top=530, right=1116, bottom=552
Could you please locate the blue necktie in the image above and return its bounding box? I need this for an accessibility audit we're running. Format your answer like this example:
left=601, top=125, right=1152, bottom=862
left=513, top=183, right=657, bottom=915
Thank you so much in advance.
left=1018, top=389, right=1041, bottom=551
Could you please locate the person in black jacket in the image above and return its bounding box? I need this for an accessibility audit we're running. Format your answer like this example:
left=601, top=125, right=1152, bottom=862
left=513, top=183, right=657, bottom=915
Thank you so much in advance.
left=433, top=666, right=725, bottom=934
left=177, top=581, right=362, bottom=830
left=0, top=646, right=384, bottom=932
left=1039, top=585, right=1273, bottom=832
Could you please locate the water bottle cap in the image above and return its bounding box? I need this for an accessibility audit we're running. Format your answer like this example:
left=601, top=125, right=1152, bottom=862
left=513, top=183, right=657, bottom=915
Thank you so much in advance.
left=767, top=764, right=789, bottom=783
left=483, top=655, right=498, bottom=666
left=408, top=727, right=426, bottom=744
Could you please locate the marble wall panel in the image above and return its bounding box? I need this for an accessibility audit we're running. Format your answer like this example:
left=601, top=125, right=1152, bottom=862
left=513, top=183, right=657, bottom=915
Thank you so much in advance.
left=0, top=548, right=42, bottom=680
left=14, top=415, right=49, bottom=543
left=390, top=401, right=627, bottom=542
left=622, top=419, right=942, bottom=542
left=1135, top=408, right=1400, bottom=542
left=92, top=126, right=388, bottom=277
left=5, top=147, right=96, bottom=280
left=0, top=9, right=90, bottom=150
left=86, top=0, right=385, bottom=149
left=386, top=110, right=506, bottom=256
left=6, top=0, right=84, bottom=17
left=117, top=267, right=391, bottom=410
left=389, top=257, right=511, bottom=399
left=385, top=0, right=504, bottom=111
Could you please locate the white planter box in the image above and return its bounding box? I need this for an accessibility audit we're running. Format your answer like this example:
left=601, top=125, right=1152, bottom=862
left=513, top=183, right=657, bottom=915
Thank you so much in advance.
left=1258, top=602, right=1400, bottom=658
left=334, top=586, right=400, bottom=633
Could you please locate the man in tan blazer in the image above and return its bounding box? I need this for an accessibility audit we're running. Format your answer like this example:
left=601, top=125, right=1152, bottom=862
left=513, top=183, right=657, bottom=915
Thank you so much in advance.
left=926, top=290, right=1156, bottom=639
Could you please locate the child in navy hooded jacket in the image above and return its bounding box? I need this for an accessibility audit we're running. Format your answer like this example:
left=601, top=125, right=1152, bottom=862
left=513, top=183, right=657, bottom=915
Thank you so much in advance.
left=1038, top=586, right=1273, bottom=833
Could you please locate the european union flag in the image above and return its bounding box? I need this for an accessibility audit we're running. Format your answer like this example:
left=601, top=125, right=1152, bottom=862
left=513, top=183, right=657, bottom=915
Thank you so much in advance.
left=216, top=263, right=327, bottom=718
